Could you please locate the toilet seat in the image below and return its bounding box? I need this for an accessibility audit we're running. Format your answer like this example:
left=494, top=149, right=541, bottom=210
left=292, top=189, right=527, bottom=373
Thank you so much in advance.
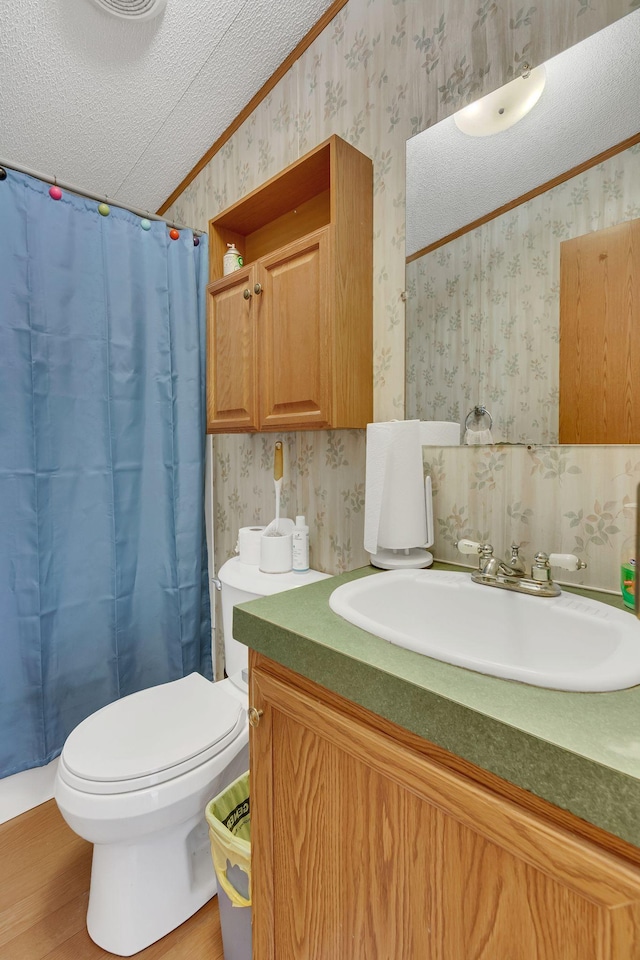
left=59, top=673, right=245, bottom=795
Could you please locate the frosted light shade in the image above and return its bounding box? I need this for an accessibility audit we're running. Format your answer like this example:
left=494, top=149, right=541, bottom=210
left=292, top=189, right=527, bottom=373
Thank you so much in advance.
left=454, top=66, right=546, bottom=137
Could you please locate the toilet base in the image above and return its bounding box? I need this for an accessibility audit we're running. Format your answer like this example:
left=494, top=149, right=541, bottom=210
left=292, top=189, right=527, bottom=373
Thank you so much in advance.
left=87, top=809, right=216, bottom=956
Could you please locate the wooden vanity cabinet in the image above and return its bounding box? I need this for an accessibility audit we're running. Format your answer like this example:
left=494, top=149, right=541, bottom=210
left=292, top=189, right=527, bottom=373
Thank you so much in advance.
left=206, top=135, right=373, bottom=433
left=249, top=652, right=640, bottom=960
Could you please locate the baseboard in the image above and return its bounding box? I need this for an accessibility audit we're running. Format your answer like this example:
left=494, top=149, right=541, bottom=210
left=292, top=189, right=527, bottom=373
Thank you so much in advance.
left=0, top=758, right=59, bottom=824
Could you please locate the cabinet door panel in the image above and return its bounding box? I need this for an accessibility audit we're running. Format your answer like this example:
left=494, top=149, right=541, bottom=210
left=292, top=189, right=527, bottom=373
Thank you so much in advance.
left=559, top=218, right=640, bottom=443
left=339, top=748, right=436, bottom=958
left=207, top=269, right=257, bottom=432
left=250, top=660, right=640, bottom=960
left=258, top=230, right=331, bottom=430
left=438, top=812, right=600, bottom=959
left=271, top=711, right=342, bottom=959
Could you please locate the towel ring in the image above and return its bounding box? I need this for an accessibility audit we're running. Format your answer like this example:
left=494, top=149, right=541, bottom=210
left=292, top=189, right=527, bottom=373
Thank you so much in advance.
left=465, top=405, right=493, bottom=430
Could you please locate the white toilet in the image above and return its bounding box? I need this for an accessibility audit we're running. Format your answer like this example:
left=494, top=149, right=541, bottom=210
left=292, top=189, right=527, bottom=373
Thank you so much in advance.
left=55, top=557, right=328, bottom=956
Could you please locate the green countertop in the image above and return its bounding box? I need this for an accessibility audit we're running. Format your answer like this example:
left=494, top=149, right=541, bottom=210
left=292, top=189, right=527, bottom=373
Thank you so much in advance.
left=233, top=563, right=640, bottom=847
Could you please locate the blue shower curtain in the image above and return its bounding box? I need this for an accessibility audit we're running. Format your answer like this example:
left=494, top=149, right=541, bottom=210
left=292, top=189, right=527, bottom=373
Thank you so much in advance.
left=0, top=169, right=211, bottom=779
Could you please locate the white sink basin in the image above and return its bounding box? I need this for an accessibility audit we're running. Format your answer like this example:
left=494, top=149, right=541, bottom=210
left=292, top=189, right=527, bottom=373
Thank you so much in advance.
left=329, top=570, right=640, bottom=692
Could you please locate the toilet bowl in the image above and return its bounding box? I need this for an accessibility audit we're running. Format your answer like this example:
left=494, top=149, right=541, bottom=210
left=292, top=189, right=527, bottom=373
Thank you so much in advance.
left=54, top=557, right=328, bottom=957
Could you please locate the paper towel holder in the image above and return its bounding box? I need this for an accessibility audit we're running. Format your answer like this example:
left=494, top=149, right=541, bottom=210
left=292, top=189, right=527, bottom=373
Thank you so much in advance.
left=368, top=476, right=435, bottom=570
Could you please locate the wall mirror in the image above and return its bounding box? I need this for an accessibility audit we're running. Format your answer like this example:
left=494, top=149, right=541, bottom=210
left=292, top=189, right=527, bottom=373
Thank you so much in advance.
left=405, top=10, right=640, bottom=445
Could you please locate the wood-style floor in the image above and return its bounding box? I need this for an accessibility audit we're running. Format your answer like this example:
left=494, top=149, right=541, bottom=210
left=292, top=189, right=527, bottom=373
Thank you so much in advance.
left=0, top=799, right=225, bottom=959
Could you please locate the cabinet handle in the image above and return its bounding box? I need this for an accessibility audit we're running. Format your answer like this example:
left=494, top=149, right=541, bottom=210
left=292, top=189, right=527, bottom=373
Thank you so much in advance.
left=248, top=706, right=264, bottom=728
left=253, top=283, right=263, bottom=295
left=243, top=288, right=252, bottom=300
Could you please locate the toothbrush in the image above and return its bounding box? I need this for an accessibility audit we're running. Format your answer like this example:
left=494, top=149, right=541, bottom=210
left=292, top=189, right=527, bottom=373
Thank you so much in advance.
left=273, top=441, right=283, bottom=535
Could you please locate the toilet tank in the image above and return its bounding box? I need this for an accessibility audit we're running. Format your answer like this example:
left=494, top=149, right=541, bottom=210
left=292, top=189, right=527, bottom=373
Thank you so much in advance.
left=217, top=558, right=330, bottom=677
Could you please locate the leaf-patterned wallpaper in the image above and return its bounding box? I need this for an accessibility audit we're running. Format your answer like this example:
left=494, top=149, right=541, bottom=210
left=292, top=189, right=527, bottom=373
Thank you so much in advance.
left=166, top=0, right=638, bottom=606
left=425, top=444, right=638, bottom=591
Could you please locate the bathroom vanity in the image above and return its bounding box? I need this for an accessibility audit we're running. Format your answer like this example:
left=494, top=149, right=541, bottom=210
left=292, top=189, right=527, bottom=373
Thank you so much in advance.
left=235, top=566, right=640, bottom=959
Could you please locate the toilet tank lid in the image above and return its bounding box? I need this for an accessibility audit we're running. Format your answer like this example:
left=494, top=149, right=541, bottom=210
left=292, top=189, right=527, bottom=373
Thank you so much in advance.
left=218, top=557, right=330, bottom=595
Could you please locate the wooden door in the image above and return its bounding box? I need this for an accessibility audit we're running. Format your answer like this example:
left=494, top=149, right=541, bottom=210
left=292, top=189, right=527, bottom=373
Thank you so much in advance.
left=250, top=655, right=640, bottom=960
left=559, top=218, right=640, bottom=443
left=257, top=229, right=331, bottom=431
left=207, top=267, right=258, bottom=432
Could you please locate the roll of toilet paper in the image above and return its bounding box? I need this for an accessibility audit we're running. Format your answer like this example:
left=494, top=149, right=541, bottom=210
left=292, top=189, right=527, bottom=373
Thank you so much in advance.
left=419, top=421, right=460, bottom=445
left=260, top=532, right=293, bottom=573
left=237, top=526, right=266, bottom=565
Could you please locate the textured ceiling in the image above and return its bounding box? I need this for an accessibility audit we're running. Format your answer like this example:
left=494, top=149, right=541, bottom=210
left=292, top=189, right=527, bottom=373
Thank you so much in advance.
left=0, top=0, right=338, bottom=215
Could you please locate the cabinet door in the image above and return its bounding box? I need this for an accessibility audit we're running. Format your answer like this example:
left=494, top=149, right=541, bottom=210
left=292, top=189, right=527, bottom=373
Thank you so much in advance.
left=559, top=218, right=640, bottom=443
left=250, top=657, right=640, bottom=960
left=207, top=267, right=258, bottom=432
left=257, top=229, right=331, bottom=431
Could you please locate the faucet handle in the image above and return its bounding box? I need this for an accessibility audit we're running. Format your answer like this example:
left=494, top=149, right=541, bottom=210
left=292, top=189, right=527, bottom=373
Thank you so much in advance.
left=532, top=551, right=587, bottom=583
left=456, top=539, right=494, bottom=573
left=548, top=553, right=587, bottom=572
left=532, top=552, right=551, bottom=582
left=455, top=538, right=483, bottom=556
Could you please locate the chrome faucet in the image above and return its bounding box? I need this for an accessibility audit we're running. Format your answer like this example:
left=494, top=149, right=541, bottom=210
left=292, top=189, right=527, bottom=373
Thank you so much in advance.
left=462, top=541, right=526, bottom=578
left=455, top=539, right=586, bottom=597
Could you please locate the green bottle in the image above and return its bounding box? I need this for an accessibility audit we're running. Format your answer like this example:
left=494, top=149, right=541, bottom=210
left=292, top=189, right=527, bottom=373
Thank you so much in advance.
left=621, top=530, right=636, bottom=610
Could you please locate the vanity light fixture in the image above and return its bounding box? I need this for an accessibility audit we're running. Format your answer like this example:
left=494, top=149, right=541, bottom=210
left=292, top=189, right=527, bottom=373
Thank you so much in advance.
left=454, top=64, right=546, bottom=137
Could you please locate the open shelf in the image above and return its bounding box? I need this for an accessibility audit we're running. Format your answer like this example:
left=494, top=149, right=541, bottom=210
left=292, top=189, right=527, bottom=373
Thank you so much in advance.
left=209, top=141, right=334, bottom=281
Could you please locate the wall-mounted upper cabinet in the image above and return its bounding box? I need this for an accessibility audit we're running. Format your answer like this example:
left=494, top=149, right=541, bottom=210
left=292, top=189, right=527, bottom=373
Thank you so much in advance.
left=206, top=135, right=373, bottom=433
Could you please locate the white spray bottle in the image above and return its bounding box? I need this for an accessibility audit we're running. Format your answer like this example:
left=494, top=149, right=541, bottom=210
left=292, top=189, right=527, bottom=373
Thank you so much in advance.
left=292, top=515, right=310, bottom=572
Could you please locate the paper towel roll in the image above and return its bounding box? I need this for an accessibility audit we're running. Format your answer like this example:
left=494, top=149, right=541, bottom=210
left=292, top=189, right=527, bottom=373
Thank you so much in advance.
left=364, top=420, right=428, bottom=554
left=419, top=421, right=460, bottom=445
left=237, top=526, right=265, bottom=565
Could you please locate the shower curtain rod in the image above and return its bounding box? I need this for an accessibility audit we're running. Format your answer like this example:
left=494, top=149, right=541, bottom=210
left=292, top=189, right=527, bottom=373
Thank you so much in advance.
left=0, top=158, right=204, bottom=236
